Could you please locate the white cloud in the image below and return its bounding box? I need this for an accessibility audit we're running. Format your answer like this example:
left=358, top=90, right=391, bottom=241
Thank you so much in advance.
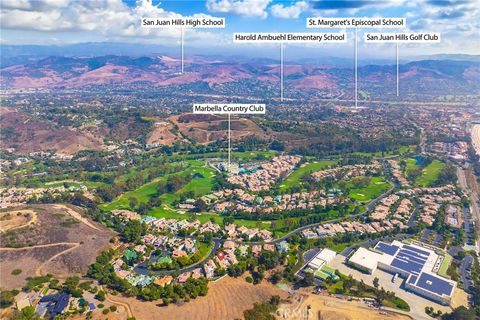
left=0, top=0, right=478, bottom=55
left=206, top=0, right=271, bottom=18
left=1, top=0, right=32, bottom=10
left=0, top=0, right=223, bottom=45
left=270, top=1, right=308, bottom=19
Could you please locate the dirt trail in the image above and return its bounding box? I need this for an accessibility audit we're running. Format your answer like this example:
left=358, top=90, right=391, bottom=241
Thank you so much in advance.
left=0, top=242, right=79, bottom=251
left=0, top=241, right=81, bottom=278
left=278, top=293, right=412, bottom=320
left=0, top=209, right=38, bottom=233
left=102, top=287, right=134, bottom=318
left=35, top=242, right=80, bottom=276
left=51, top=204, right=103, bottom=231
left=45, top=179, right=82, bottom=185
left=114, top=276, right=286, bottom=320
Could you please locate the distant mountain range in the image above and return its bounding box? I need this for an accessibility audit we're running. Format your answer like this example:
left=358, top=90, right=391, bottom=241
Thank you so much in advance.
left=1, top=54, right=479, bottom=98
left=1, top=42, right=480, bottom=67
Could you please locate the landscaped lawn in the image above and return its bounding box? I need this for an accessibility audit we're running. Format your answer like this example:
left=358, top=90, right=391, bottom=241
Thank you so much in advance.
left=327, top=242, right=354, bottom=253
left=347, top=176, right=391, bottom=202
left=101, top=165, right=217, bottom=211
left=167, top=150, right=276, bottom=163
left=349, top=146, right=415, bottom=158
left=279, top=160, right=337, bottom=191
left=42, top=180, right=103, bottom=188
left=437, top=254, right=452, bottom=278
left=196, top=242, right=213, bottom=260
left=405, top=158, right=418, bottom=171
left=147, top=208, right=283, bottom=234
left=416, top=160, right=444, bottom=187
left=158, top=166, right=217, bottom=205
left=405, top=158, right=445, bottom=187
left=324, top=272, right=410, bottom=311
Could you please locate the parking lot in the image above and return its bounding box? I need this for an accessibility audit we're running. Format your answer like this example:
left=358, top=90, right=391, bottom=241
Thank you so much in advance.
left=418, top=229, right=444, bottom=248
left=329, top=255, right=468, bottom=320
left=460, top=254, right=475, bottom=291
left=462, top=206, right=477, bottom=246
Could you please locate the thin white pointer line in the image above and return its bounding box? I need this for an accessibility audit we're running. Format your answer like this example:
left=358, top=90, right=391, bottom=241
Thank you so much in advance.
left=354, top=28, right=358, bottom=108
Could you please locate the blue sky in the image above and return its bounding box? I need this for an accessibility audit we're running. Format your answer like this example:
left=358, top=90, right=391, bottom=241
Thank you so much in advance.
left=1, top=0, right=478, bottom=58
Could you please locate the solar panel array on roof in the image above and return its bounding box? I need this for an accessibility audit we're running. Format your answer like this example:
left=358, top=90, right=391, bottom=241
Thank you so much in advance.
left=408, top=275, right=418, bottom=284
left=42, top=293, right=70, bottom=319
left=415, top=272, right=454, bottom=296
left=390, top=245, right=430, bottom=276
left=39, top=294, right=58, bottom=303
left=391, top=257, right=423, bottom=275
left=397, top=249, right=428, bottom=264
left=52, top=293, right=69, bottom=314
left=354, top=241, right=455, bottom=303
left=403, top=245, right=430, bottom=256
left=375, top=242, right=400, bottom=256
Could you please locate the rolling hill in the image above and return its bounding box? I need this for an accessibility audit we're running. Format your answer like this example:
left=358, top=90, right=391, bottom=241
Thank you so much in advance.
left=1, top=55, right=478, bottom=97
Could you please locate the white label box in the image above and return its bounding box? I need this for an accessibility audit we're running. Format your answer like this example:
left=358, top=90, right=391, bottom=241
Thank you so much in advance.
left=306, top=17, right=406, bottom=28
left=193, top=104, right=266, bottom=114
left=141, top=17, right=225, bottom=28
left=233, top=32, right=346, bottom=43
left=364, top=32, right=441, bottom=43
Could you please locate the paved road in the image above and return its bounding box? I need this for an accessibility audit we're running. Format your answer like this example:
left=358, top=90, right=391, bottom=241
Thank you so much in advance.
left=138, top=174, right=398, bottom=276
left=459, top=254, right=474, bottom=292
left=135, top=239, right=222, bottom=276
left=135, top=160, right=399, bottom=276
left=340, top=233, right=411, bottom=257
left=408, top=119, right=426, bottom=154
left=241, top=183, right=397, bottom=246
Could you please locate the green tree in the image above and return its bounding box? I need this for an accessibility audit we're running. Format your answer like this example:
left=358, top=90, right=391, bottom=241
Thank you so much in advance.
left=137, top=203, right=148, bottom=214
left=222, top=216, right=234, bottom=227
left=442, top=306, right=476, bottom=320
left=23, top=307, right=36, bottom=319
left=63, top=276, right=82, bottom=297
left=269, top=140, right=285, bottom=151
left=269, top=272, right=282, bottom=284
left=0, top=290, right=18, bottom=308
left=122, top=220, right=146, bottom=243
left=95, top=290, right=106, bottom=302
left=129, top=197, right=138, bottom=209
left=194, top=199, right=207, bottom=213
left=303, top=272, right=315, bottom=287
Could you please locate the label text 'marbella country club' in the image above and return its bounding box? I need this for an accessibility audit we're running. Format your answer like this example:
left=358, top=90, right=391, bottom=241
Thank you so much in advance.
left=192, top=104, right=266, bottom=114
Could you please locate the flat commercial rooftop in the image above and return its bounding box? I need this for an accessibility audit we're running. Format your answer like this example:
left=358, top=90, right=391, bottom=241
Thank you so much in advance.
left=375, top=241, right=433, bottom=277
left=308, top=256, right=326, bottom=270
left=350, top=241, right=456, bottom=300
left=391, top=247, right=428, bottom=276
left=408, top=272, right=455, bottom=297
left=349, top=247, right=392, bottom=271
left=375, top=242, right=400, bottom=256
left=316, top=248, right=337, bottom=263
left=308, top=248, right=337, bottom=271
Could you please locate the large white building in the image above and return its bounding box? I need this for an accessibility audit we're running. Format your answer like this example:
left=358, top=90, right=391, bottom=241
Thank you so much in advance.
left=348, top=240, right=456, bottom=305
left=303, top=248, right=339, bottom=281
left=308, top=248, right=337, bottom=270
